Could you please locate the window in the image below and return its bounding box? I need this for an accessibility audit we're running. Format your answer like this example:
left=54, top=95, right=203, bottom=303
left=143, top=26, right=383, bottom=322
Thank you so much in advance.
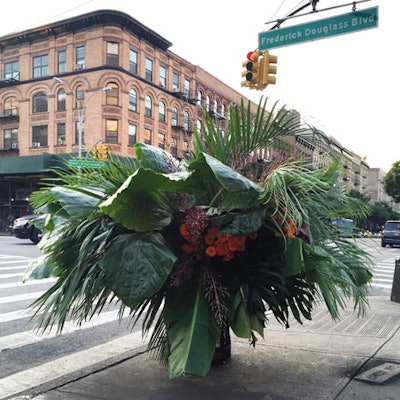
left=32, top=92, right=48, bottom=113
left=128, top=123, right=137, bottom=146
left=106, top=82, right=119, bottom=106
left=32, top=125, right=48, bottom=147
left=57, top=123, right=66, bottom=145
left=129, top=49, right=138, bottom=74
left=4, top=96, right=18, bottom=116
left=129, top=89, right=137, bottom=112
left=183, top=111, right=190, bottom=131
left=206, top=96, right=210, bottom=111
left=160, top=66, right=166, bottom=87
left=33, top=55, right=48, bottom=78
left=221, top=104, right=225, bottom=117
left=184, top=79, right=190, bottom=98
left=57, top=50, right=66, bottom=74
left=145, top=58, right=153, bottom=81
left=56, top=89, right=66, bottom=111
left=4, top=61, right=19, bottom=80
left=106, top=42, right=119, bottom=66
left=214, top=100, right=218, bottom=113
left=171, top=107, right=178, bottom=126
left=106, top=119, right=118, bottom=143
left=197, top=90, right=202, bottom=106
left=4, top=128, right=18, bottom=149
left=75, top=121, right=84, bottom=145
left=145, top=96, right=152, bottom=117
left=159, top=101, right=166, bottom=123
left=172, top=72, right=179, bottom=91
left=144, top=128, right=151, bottom=145
left=76, top=46, right=85, bottom=68
left=76, top=85, right=84, bottom=102
left=170, top=137, right=177, bottom=157
left=158, top=132, right=165, bottom=149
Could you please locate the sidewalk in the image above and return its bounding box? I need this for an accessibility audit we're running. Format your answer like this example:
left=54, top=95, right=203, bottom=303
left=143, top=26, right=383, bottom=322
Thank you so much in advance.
left=7, top=296, right=400, bottom=400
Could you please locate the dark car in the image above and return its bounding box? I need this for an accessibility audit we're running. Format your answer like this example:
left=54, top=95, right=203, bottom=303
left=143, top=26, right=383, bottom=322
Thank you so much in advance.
left=381, top=220, right=400, bottom=247
left=12, top=214, right=43, bottom=244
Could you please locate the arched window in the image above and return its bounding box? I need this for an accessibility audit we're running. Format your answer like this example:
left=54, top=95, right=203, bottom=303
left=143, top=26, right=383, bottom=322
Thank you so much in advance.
left=171, top=107, right=178, bottom=126
left=32, top=91, right=48, bottom=113
left=183, top=111, right=190, bottom=131
left=159, top=101, right=166, bottom=123
left=57, top=88, right=66, bottom=111
left=206, top=96, right=210, bottom=111
left=221, top=104, right=225, bottom=117
left=197, top=90, right=202, bottom=105
left=129, top=88, right=137, bottom=111
left=214, top=100, right=218, bottom=113
left=145, top=95, right=152, bottom=117
left=76, top=85, right=84, bottom=101
left=106, top=82, right=119, bottom=106
left=4, top=96, right=18, bottom=116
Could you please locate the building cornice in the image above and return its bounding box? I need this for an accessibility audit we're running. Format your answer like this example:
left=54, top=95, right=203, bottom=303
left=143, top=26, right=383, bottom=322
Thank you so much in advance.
left=0, top=9, right=172, bottom=52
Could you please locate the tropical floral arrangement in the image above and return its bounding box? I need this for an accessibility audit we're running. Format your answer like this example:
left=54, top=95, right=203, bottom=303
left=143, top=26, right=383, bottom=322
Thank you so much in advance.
left=25, top=98, right=373, bottom=379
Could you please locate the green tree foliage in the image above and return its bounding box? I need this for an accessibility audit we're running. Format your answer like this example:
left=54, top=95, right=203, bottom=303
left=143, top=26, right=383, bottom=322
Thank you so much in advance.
left=384, top=161, right=400, bottom=203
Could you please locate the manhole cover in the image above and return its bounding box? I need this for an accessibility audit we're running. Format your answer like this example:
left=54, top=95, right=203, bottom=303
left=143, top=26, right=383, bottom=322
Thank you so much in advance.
left=355, top=362, right=400, bottom=383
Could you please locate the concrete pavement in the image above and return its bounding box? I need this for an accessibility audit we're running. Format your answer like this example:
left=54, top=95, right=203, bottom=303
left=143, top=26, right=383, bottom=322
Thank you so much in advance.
left=3, top=295, right=399, bottom=400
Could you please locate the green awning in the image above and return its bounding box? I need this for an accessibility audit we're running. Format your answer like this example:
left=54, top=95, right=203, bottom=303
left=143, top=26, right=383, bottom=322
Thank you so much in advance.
left=0, top=153, right=72, bottom=175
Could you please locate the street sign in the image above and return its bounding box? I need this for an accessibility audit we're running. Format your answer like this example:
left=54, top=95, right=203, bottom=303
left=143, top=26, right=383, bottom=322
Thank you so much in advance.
left=259, top=6, right=378, bottom=50
left=69, top=159, right=105, bottom=168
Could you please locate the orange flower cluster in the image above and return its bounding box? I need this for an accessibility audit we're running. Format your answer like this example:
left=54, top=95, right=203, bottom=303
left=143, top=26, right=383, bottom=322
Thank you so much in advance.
left=205, top=225, right=247, bottom=261
left=273, top=215, right=296, bottom=238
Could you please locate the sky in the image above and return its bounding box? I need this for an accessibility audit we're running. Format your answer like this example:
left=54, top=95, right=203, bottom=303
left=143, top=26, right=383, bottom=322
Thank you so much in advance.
left=0, top=0, right=396, bottom=172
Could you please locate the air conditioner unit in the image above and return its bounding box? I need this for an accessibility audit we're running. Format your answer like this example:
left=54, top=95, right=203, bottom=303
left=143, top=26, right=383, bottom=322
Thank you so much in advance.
left=11, top=143, right=18, bottom=149
left=32, top=142, right=41, bottom=148
left=74, top=64, right=84, bottom=71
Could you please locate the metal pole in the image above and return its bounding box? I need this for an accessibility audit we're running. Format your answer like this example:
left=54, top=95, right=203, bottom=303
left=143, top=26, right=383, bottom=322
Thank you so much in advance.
left=53, top=77, right=110, bottom=158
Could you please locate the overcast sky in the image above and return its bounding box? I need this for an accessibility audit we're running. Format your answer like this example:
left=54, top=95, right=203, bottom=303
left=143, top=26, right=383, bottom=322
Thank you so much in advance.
left=1, top=0, right=395, bottom=172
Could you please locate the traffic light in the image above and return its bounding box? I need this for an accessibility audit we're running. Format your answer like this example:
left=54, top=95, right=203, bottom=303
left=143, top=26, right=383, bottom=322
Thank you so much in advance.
left=101, top=145, right=109, bottom=160
left=260, top=51, right=278, bottom=89
left=241, top=51, right=260, bottom=88
left=93, top=144, right=101, bottom=160
left=92, top=144, right=109, bottom=161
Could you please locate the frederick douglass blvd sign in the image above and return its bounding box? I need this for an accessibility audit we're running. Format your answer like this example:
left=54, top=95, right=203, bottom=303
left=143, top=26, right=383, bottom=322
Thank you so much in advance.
left=259, top=6, right=378, bottom=50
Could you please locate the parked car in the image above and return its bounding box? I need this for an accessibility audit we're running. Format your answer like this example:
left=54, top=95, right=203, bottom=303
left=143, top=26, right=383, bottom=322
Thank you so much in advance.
left=381, top=220, right=400, bottom=247
left=12, top=214, right=43, bottom=244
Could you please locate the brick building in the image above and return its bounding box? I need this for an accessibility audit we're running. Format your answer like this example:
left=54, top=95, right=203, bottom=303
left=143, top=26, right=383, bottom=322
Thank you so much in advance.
left=0, top=9, right=264, bottom=225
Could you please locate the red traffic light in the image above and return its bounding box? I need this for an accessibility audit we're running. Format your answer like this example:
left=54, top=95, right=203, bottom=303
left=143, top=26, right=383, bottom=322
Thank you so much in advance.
left=247, top=51, right=257, bottom=61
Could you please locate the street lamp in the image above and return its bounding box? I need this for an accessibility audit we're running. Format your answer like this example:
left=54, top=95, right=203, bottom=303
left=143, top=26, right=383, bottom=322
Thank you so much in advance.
left=53, top=77, right=111, bottom=158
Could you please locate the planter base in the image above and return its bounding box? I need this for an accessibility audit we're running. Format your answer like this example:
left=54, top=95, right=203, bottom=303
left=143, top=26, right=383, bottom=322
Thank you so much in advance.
left=212, top=325, right=231, bottom=364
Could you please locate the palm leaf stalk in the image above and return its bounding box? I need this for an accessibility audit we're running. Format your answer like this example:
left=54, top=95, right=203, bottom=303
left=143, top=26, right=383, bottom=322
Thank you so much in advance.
left=24, top=97, right=373, bottom=379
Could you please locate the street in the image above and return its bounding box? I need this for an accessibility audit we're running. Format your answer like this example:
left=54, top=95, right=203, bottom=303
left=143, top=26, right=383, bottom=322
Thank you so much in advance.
left=0, top=235, right=399, bottom=399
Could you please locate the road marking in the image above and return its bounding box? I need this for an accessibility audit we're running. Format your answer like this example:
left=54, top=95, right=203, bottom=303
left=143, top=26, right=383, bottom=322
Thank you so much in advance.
left=0, top=309, right=128, bottom=350
left=0, top=291, right=46, bottom=304
left=0, top=277, right=56, bottom=290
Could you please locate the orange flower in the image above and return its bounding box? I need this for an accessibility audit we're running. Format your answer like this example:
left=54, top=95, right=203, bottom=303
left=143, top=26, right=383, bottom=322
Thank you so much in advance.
left=205, top=246, right=217, bottom=257
left=179, top=223, right=190, bottom=241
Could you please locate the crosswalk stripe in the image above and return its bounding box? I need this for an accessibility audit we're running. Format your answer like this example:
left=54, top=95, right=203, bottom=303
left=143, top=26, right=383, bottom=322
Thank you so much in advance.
left=0, top=278, right=56, bottom=290
left=0, top=309, right=34, bottom=323
left=0, top=291, right=46, bottom=305
left=0, top=309, right=127, bottom=350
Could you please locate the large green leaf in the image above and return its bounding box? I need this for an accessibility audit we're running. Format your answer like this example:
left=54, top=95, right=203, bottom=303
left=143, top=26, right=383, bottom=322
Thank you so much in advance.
left=228, top=288, right=265, bottom=339
left=99, top=233, right=177, bottom=308
left=100, top=166, right=204, bottom=231
left=283, top=237, right=304, bottom=277
left=135, top=142, right=183, bottom=173
left=164, top=280, right=220, bottom=379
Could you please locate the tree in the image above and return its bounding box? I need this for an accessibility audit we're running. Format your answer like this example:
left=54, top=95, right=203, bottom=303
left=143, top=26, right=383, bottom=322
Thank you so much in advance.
left=384, top=161, right=400, bottom=203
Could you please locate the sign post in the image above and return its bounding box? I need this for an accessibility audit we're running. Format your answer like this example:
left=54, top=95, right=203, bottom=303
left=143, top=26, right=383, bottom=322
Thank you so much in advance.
left=259, top=6, right=378, bottom=50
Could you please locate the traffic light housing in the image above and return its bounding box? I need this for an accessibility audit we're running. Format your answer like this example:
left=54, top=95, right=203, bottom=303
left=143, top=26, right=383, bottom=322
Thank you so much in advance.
left=260, top=51, right=278, bottom=89
left=93, top=144, right=109, bottom=161
left=241, top=51, right=260, bottom=88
